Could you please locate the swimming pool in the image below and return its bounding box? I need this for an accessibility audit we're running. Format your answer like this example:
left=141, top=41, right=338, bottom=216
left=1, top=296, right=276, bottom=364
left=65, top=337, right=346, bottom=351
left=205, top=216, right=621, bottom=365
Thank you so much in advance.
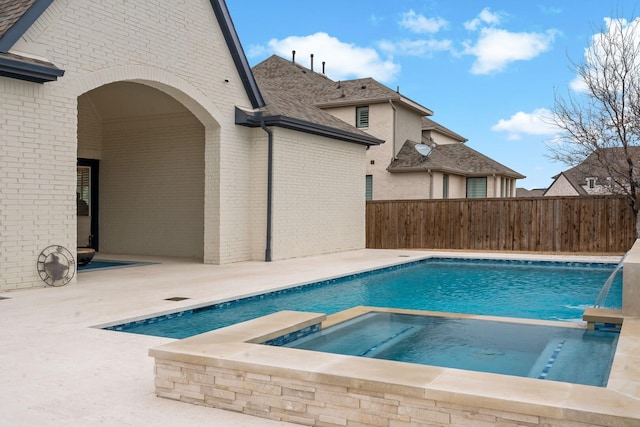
left=106, top=258, right=623, bottom=338
left=78, top=259, right=154, bottom=271
left=274, top=311, right=618, bottom=387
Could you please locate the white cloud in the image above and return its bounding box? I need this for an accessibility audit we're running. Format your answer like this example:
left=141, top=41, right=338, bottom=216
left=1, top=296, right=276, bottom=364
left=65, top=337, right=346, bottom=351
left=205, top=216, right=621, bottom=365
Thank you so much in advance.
left=491, top=108, right=560, bottom=140
left=464, top=28, right=558, bottom=74
left=570, top=17, right=640, bottom=93
left=464, top=7, right=502, bottom=31
left=569, top=75, right=588, bottom=92
left=378, top=38, right=453, bottom=57
left=399, top=10, right=448, bottom=34
left=261, top=32, right=400, bottom=83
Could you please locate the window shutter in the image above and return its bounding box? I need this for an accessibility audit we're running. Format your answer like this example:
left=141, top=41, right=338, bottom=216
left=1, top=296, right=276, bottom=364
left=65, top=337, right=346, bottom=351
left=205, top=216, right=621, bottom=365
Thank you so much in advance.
left=356, top=106, right=369, bottom=128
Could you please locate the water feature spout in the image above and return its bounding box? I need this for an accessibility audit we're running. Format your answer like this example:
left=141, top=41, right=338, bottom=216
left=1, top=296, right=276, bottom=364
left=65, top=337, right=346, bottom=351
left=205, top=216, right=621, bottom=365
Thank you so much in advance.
left=594, top=253, right=628, bottom=308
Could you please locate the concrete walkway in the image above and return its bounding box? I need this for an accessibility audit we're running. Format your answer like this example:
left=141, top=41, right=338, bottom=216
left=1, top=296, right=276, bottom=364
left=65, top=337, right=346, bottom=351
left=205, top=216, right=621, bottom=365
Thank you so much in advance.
left=0, top=249, right=620, bottom=426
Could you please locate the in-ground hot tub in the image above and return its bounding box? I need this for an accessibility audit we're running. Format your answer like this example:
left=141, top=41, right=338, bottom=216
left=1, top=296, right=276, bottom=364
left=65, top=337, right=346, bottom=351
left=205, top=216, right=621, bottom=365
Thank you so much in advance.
left=271, top=310, right=618, bottom=387
left=149, top=306, right=639, bottom=427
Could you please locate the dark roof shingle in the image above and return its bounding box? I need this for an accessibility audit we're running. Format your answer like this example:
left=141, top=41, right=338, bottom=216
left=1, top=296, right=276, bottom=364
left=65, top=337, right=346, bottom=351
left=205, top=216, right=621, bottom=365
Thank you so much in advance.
left=388, top=139, right=525, bottom=179
left=550, top=147, right=640, bottom=194
left=0, top=0, right=36, bottom=39
left=252, top=55, right=432, bottom=114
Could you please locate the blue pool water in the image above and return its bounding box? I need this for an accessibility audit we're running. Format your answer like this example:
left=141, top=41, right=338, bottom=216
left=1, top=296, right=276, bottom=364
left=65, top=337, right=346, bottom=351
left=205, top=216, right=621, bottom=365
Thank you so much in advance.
left=277, top=312, right=618, bottom=387
left=106, top=258, right=623, bottom=339
left=79, top=260, right=153, bottom=271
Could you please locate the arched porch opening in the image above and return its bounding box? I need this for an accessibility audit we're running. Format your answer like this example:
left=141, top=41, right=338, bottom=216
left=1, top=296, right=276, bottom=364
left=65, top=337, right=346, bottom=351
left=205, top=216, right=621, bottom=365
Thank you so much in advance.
left=77, top=81, right=207, bottom=259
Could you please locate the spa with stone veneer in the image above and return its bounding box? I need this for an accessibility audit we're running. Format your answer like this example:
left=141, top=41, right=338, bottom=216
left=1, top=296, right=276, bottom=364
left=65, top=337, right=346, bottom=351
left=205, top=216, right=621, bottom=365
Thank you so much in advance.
left=149, top=305, right=640, bottom=427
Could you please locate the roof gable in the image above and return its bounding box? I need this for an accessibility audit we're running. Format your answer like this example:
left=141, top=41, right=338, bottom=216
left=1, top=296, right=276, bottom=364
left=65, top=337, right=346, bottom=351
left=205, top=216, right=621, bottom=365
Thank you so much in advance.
left=543, top=173, right=584, bottom=196
left=208, top=0, right=263, bottom=108
left=0, top=0, right=263, bottom=99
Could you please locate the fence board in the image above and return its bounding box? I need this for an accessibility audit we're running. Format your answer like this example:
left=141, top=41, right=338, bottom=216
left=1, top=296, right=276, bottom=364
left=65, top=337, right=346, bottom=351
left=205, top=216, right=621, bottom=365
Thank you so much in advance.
left=366, top=196, right=635, bottom=253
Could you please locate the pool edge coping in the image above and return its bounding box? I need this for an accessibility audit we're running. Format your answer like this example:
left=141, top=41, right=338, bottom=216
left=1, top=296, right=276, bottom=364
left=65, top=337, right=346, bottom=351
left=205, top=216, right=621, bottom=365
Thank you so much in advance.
left=149, top=307, right=640, bottom=426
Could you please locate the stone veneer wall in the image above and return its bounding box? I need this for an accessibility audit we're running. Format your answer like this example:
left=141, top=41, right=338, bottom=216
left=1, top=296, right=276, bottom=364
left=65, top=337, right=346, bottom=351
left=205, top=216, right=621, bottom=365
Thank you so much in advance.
left=152, top=358, right=611, bottom=427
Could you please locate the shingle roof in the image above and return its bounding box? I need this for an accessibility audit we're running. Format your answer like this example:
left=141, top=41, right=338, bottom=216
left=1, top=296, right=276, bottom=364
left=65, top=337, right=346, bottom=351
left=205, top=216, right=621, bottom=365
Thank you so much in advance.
left=516, top=188, right=545, bottom=197
left=257, top=85, right=380, bottom=139
left=548, top=146, right=640, bottom=194
left=249, top=55, right=383, bottom=145
left=0, top=0, right=62, bottom=82
left=0, top=0, right=64, bottom=83
left=253, top=55, right=432, bottom=115
left=0, top=0, right=35, bottom=39
left=388, top=139, right=525, bottom=179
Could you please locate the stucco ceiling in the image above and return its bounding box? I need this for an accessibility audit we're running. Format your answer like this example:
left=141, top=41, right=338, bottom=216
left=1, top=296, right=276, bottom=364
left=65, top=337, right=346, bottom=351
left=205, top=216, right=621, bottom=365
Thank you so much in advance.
left=82, top=81, right=190, bottom=120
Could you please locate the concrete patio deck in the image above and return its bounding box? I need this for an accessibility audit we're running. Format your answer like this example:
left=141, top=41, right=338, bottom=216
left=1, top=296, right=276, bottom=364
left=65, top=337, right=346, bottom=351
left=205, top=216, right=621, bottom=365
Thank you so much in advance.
left=0, top=249, right=623, bottom=426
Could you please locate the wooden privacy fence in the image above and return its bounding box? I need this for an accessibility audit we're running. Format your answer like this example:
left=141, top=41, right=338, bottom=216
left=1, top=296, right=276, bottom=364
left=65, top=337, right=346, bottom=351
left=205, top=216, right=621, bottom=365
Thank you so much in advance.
left=366, top=195, right=636, bottom=253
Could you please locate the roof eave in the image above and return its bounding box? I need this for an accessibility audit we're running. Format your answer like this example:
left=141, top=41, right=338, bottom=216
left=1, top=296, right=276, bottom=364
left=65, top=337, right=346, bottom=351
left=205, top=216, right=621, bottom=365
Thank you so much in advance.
left=0, top=55, right=64, bottom=83
left=0, top=0, right=55, bottom=51
left=210, top=0, right=265, bottom=109
left=316, top=96, right=433, bottom=116
left=399, top=95, right=433, bottom=116
left=387, top=165, right=525, bottom=179
left=235, top=107, right=384, bottom=147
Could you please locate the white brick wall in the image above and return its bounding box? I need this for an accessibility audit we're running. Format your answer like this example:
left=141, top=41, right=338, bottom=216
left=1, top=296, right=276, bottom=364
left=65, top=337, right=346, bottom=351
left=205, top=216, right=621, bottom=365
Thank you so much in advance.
left=324, top=102, right=425, bottom=201
left=99, top=113, right=205, bottom=258
left=0, top=79, right=77, bottom=290
left=269, top=128, right=366, bottom=260
left=0, top=0, right=370, bottom=289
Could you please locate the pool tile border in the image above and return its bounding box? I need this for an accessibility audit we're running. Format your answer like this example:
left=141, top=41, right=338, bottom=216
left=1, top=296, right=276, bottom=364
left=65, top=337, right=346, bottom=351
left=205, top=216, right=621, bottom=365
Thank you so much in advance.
left=105, top=258, right=620, bottom=334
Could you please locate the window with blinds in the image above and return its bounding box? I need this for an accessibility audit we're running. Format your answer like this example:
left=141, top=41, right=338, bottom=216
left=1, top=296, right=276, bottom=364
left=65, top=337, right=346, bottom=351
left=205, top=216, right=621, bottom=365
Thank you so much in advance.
left=77, top=167, right=91, bottom=215
left=356, top=106, right=369, bottom=128
left=443, top=174, right=449, bottom=199
left=365, top=175, right=373, bottom=200
left=466, top=177, right=487, bottom=198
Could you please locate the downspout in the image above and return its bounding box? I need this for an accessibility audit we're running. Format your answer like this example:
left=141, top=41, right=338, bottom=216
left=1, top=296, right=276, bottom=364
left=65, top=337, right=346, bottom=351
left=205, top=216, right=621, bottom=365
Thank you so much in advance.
left=389, top=100, right=397, bottom=159
left=260, top=119, right=273, bottom=262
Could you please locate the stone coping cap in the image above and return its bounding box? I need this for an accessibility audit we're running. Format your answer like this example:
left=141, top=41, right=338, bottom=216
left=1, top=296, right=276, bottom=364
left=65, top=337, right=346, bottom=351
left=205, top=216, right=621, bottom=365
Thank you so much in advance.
left=149, top=307, right=640, bottom=424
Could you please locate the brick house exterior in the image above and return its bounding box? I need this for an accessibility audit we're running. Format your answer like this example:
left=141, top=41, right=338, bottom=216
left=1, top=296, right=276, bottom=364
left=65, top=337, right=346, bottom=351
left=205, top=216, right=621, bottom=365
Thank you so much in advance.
left=253, top=55, right=524, bottom=201
left=0, top=0, right=380, bottom=290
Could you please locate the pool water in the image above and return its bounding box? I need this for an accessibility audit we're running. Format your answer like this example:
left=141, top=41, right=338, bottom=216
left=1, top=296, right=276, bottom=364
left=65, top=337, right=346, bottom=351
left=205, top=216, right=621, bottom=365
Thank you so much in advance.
left=79, top=260, right=153, bottom=271
left=106, top=258, right=623, bottom=339
left=277, top=312, right=619, bottom=387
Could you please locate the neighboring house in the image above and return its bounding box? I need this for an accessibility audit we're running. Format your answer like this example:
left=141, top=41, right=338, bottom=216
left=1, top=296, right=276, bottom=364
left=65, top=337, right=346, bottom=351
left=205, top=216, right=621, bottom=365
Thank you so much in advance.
left=0, top=0, right=381, bottom=291
left=253, top=55, right=524, bottom=201
left=387, top=136, right=524, bottom=199
left=516, top=188, right=546, bottom=197
left=544, top=148, right=640, bottom=196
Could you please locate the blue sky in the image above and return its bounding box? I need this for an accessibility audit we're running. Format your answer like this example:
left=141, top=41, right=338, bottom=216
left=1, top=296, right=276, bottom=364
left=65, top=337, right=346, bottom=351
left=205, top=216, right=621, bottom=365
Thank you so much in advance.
left=227, top=1, right=637, bottom=189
